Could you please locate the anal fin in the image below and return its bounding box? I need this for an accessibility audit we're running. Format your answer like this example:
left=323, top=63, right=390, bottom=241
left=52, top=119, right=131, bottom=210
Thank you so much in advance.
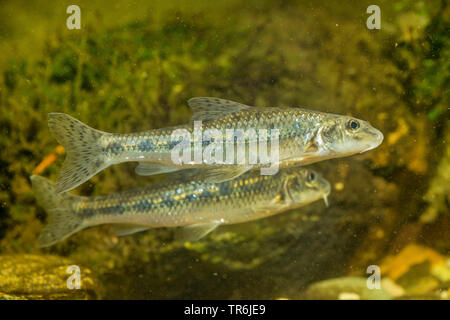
left=175, top=223, right=220, bottom=242
left=165, top=166, right=251, bottom=183
left=113, top=225, right=151, bottom=237
left=135, top=162, right=179, bottom=176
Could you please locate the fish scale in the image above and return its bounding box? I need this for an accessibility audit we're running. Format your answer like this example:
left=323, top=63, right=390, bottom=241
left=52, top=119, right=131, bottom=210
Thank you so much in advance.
left=79, top=170, right=284, bottom=226
left=104, top=109, right=321, bottom=162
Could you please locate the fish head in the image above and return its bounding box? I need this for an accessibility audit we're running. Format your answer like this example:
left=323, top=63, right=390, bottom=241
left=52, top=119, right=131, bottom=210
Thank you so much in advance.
left=318, top=115, right=384, bottom=157
left=285, top=168, right=331, bottom=207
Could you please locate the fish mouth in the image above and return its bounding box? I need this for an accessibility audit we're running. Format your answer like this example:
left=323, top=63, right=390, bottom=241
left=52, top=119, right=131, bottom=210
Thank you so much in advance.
left=360, top=128, right=384, bottom=153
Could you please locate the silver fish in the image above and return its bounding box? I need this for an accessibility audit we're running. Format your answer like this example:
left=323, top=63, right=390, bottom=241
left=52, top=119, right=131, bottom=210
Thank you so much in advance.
left=48, top=97, right=383, bottom=193
left=31, top=167, right=330, bottom=247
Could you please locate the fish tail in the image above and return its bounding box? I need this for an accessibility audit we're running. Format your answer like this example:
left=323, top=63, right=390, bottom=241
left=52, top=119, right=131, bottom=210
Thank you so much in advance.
left=48, top=113, right=109, bottom=193
left=31, top=175, right=86, bottom=247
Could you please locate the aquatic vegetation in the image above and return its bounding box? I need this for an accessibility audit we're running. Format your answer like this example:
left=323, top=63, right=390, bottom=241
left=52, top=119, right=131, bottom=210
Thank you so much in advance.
left=389, top=0, right=449, bottom=121
left=421, top=123, right=450, bottom=224
left=0, top=0, right=447, bottom=299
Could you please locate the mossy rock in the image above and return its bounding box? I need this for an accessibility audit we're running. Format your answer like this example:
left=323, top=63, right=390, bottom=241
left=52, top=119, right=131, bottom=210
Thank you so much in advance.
left=0, top=254, right=98, bottom=299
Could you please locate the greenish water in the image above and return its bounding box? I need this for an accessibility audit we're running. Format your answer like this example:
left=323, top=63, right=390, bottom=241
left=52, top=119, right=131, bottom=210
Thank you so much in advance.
left=0, top=0, right=448, bottom=299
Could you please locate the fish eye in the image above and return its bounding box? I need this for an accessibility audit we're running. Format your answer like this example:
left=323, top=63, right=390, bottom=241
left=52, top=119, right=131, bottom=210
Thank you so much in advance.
left=306, top=171, right=315, bottom=182
left=346, top=119, right=360, bottom=131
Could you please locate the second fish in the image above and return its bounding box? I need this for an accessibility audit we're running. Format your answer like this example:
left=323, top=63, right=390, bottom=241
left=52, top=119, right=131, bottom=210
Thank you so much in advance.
left=32, top=167, right=330, bottom=247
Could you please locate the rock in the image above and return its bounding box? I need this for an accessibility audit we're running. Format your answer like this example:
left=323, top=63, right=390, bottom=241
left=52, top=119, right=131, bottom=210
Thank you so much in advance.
left=0, top=254, right=98, bottom=300
left=381, top=243, right=450, bottom=297
left=299, top=277, right=393, bottom=300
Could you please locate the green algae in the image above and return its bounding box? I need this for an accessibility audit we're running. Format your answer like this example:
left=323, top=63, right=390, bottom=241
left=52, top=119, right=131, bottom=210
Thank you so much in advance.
left=0, top=0, right=448, bottom=299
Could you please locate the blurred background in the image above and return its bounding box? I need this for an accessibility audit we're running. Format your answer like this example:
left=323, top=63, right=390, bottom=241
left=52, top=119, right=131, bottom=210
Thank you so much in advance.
left=0, top=0, right=448, bottom=299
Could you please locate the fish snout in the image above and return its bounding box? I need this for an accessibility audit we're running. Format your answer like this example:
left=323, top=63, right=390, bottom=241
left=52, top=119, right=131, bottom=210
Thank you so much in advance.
left=373, top=127, right=384, bottom=146
left=361, top=127, right=384, bottom=153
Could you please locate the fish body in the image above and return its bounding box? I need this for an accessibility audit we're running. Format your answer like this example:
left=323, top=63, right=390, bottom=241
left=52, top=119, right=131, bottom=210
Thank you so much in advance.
left=31, top=167, right=330, bottom=247
left=49, top=97, right=383, bottom=193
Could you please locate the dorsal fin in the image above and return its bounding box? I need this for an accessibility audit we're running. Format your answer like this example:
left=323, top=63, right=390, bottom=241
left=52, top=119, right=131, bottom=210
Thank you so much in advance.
left=188, top=97, right=251, bottom=121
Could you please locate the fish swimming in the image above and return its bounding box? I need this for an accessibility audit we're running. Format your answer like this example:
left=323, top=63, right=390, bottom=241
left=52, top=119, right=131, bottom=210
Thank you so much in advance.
left=48, top=97, right=383, bottom=193
left=31, top=167, right=330, bottom=247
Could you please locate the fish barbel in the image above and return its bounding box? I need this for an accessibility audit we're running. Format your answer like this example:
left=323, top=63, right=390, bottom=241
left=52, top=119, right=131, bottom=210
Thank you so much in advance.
left=31, top=167, right=330, bottom=247
left=48, top=97, right=383, bottom=193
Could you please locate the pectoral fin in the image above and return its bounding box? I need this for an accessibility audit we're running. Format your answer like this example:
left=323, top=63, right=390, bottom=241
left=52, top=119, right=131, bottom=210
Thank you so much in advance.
left=135, top=162, right=179, bottom=176
left=303, top=140, right=319, bottom=153
left=252, top=195, right=288, bottom=213
left=175, top=223, right=220, bottom=242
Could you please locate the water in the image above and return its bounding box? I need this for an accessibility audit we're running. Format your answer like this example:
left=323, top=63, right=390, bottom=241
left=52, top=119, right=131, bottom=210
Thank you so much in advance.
left=0, top=0, right=448, bottom=299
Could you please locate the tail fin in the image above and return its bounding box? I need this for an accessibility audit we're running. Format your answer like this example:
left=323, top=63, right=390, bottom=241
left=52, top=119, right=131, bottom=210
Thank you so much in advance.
left=48, top=113, right=109, bottom=193
left=31, top=175, right=86, bottom=247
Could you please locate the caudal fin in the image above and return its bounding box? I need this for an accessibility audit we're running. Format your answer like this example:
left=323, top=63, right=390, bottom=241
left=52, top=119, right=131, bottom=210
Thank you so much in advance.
left=31, top=175, right=87, bottom=247
left=48, top=113, right=109, bottom=193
